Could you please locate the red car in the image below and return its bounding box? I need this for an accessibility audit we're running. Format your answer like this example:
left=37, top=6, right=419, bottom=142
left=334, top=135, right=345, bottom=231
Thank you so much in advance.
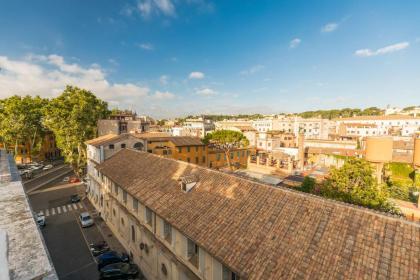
left=69, top=177, right=81, bottom=183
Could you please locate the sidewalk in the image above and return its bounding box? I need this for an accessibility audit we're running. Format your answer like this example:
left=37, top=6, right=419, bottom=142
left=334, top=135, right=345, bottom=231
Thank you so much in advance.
left=82, top=197, right=127, bottom=254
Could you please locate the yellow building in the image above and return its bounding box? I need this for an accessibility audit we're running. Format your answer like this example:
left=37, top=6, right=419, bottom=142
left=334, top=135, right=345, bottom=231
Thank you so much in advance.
left=145, top=136, right=208, bottom=166
left=0, top=131, right=60, bottom=163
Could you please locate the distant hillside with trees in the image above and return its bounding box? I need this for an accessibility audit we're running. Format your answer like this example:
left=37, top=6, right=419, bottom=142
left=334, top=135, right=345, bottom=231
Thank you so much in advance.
left=297, top=107, right=384, bottom=119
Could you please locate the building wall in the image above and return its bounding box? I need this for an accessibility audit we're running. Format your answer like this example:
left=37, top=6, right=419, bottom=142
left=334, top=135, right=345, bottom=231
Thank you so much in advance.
left=86, top=173, right=235, bottom=280
left=207, top=148, right=249, bottom=169
left=0, top=132, right=60, bottom=163
left=147, top=141, right=208, bottom=167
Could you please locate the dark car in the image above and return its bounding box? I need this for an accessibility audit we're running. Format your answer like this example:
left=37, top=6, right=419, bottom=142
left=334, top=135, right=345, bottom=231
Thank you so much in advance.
left=70, top=194, right=80, bottom=203
left=89, top=241, right=110, bottom=256
left=99, top=262, right=140, bottom=279
left=97, top=251, right=129, bottom=270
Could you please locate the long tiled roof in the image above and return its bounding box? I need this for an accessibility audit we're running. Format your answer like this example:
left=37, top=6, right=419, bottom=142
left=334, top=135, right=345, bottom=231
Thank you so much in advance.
left=135, top=135, right=204, bottom=146
left=97, top=149, right=420, bottom=280
left=85, top=134, right=122, bottom=147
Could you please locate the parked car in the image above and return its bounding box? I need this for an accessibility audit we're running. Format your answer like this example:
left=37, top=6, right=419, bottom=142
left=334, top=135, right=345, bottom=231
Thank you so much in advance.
left=89, top=241, right=110, bottom=256
left=70, top=194, right=81, bottom=203
left=97, top=251, right=129, bottom=270
left=79, top=212, right=94, bottom=228
left=35, top=213, right=46, bottom=227
left=69, top=177, right=80, bottom=183
left=43, top=164, right=53, bottom=170
left=99, top=262, right=140, bottom=279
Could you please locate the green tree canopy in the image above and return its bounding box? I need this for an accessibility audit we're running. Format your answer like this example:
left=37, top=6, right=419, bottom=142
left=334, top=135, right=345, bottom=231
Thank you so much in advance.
left=203, top=130, right=249, bottom=169
left=320, top=158, right=400, bottom=214
left=43, top=86, right=110, bottom=175
left=0, top=95, right=47, bottom=156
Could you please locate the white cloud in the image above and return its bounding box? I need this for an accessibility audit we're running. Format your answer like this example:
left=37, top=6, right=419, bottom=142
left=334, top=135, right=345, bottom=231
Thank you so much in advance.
left=195, top=87, right=217, bottom=96
left=321, top=22, right=339, bottom=33
left=189, top=71, right=205, bottom=79
left=137, top=0, right=176, bottom=18
left=159, top=75, right=169, bottom=85
left=355, top=42, right=410, bottom=57
left=137, top=42, right=154, bottom=50
left=289, top=38, right=301, bottom=49
left=152, top=90, right=175, bottom=99
left=0, top=54, right=152, bottom=104
left=240, top=64, right=264, bottom=76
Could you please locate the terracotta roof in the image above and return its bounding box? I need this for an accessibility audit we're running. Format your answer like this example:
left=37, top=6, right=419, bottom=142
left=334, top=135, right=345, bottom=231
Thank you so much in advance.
left=334, top=114, right=420, bottom=121
left=97, top=149, right=420, bottom=280
left=135, top=135, right=204, bottom=146
left=85, top=134, right=122, bottom=147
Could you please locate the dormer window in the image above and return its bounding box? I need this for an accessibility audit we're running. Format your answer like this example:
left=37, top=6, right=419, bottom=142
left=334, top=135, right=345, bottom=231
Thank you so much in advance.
left=180, top=175, right=198, bottom=193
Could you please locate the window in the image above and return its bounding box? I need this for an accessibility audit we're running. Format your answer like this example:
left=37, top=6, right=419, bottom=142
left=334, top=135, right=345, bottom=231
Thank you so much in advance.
left=230, top=152, right=234, bottom=159
left=109, top=144, right=114, bottom=149
left=163, top=221, right=172, bottom=243
left=195, top=157, right=199, bottom=164
left=187, top=238, right=199, bottom=268
left=123, top=190, right=127, bottom=203
left=202, top=146, right=205, bottom=151
left=202, top=156, right=206, bottom=163
left=187, top=158, right=190, bottom=163
left=121, top=143, right=126, bottom=148
left=114, top=185, right=119, bottom=195
left=216, top=153, right=221, bottom=161
left=146, top=207, right=153, bottom=226
left=178, top=147, right=182, bottom=153
left=133, top=198, right=138, bottom=212
left=113, top=209, right=116, bottom=217
left=223, top=266, right=238, bottom=280
left=187, top=147, right=190, bottom=152
left=121, top=218, right=125, bottom=226
left=237, top=151, right=240, bottom=157
left=195, top=146, right=198, bottom=152
left=131, top=225, right=136, bottom=242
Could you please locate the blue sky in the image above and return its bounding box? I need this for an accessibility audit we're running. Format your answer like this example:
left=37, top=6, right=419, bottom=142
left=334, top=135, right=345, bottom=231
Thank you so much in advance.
left=0, top=0, right=419, bottom=117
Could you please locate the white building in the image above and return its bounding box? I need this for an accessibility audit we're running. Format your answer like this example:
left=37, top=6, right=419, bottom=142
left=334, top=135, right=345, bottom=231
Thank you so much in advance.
left=252, top=116, right=334, bottom=139
left=183, top=118, right=215, bottom=137
left=335, top=115, right=420, bottom=138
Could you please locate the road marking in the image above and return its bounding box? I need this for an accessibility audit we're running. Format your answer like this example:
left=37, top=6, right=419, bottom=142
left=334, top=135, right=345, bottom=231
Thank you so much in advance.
left=39, top=210, right=43, bottom=215
left=57, top=207, right=61, bottom=214
left=51, top=208, right=56, bottom=215
left=45, top=209, right=50, bottom=217
left=67, top=204, right=72, bottom=211
left=77, top=202, right=83, bottom=209
left=62, top=206, right=67, bottom=213
left=72, top=204, right=77, bottom=210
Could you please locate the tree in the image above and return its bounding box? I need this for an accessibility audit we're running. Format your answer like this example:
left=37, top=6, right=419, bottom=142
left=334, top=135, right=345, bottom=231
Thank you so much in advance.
left=0, top=95, right=47, bottom=157
left=43, top=86, right=109, bottom=175
left=203, top=130, right=249, bottom=170
left=298, top=176, right=316, bottom=193
left=320, top=158, right=401, bottom=214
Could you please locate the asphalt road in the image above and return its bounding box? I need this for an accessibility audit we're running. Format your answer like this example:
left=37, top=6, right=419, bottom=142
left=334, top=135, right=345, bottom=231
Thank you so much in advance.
left=30, top=185, right=101, bottom=280
left=24, top=164, right=73, bottom=193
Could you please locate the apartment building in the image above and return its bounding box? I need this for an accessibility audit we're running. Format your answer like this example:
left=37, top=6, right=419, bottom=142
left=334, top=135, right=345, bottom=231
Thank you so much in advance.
left=214, top=120, right=252, bottom=130
left=252, top=116, right=334, bottom=139
left=98, top=112, right=150, bottom=136
left=0, top=131, right=60, bottom=163
left=183, top=118, right=215, bottom=138
left=335, top=115, right=420, bottom=138
left=256, top=131, right=295, bottom=151
left=87, top=148, right=420, bottom=280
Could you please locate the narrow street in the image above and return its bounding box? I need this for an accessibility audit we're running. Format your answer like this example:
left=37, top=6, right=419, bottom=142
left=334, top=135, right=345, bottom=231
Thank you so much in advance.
left=27, top=169, right=127, bottom=280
